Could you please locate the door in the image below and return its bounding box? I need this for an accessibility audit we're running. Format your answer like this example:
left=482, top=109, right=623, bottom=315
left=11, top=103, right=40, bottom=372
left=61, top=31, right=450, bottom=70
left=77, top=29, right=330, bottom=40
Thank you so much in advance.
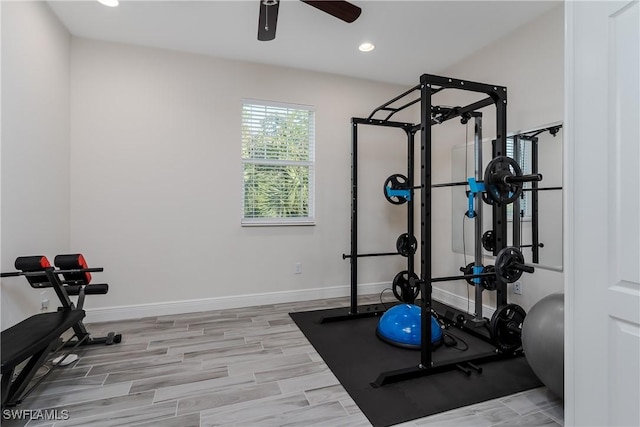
left=565, top=1, right=640, bottom=426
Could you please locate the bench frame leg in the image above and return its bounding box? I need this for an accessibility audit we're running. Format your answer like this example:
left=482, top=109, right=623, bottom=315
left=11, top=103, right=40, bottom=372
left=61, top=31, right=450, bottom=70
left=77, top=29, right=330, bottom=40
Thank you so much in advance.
left=1, top=333, right=88, bottom=408
left=2, top=338, right=60, bottom=407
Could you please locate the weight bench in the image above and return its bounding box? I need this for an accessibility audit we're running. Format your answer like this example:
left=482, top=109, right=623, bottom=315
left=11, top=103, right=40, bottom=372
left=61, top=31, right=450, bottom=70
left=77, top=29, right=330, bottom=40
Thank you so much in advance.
left=1, top=255, right=121, bottom=408
left=1, top=310, right=86, bottom=408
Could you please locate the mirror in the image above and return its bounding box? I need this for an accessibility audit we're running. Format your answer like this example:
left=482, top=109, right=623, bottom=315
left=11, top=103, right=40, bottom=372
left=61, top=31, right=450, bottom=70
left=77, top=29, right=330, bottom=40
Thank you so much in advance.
left=451, top=122, right=563, bottom=271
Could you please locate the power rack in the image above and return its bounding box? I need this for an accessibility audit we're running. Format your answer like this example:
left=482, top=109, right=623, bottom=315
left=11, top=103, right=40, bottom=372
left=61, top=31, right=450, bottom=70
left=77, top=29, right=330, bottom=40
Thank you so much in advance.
left=325, top=73, right=537, bottom=386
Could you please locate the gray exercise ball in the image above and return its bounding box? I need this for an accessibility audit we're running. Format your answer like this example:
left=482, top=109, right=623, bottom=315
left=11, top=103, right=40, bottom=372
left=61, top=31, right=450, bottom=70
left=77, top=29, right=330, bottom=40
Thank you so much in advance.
left=522, top=292, right=564, bottom=399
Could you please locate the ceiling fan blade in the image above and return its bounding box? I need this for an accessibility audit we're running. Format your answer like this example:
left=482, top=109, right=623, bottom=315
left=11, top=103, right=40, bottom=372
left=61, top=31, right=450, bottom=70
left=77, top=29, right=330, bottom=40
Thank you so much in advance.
left=258, top=0, right=280, bottom=41
left=300, top=1, right=361, bottom=23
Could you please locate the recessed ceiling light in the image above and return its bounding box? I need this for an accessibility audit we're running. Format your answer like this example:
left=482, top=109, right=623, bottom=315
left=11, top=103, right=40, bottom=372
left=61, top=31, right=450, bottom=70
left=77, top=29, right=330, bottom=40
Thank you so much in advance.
left=358, top=42, right=375, bottom=52
left=98, top=0, right=119, bottom=7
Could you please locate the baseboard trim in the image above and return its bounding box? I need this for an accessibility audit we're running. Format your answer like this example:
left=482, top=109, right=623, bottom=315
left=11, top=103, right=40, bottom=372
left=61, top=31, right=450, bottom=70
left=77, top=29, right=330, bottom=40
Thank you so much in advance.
left=85, top=282, right=391, bottom=323
left=432, top=286, right=496, bottom=319
left=85, top=282, right=496, bottom=324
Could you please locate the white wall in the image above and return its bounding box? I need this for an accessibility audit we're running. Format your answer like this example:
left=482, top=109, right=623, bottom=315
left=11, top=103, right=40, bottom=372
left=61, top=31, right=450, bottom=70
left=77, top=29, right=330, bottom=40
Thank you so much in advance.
left=428, top=5, right=565, bottom=312
left=69, top=38, right=415, bottom=319
left=0, top=3, right=564, bottom=325
left=1, top=2, right=71, bottom=328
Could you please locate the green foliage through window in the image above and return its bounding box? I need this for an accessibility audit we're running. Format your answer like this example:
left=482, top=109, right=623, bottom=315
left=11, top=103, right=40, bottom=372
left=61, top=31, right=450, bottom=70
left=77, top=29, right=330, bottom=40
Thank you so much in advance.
left=242, top=101, right=315, bottom=224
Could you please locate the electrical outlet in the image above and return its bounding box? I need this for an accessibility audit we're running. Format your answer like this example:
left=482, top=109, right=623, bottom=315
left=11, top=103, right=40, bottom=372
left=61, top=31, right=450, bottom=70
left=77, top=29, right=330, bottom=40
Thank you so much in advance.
left=514, top=281, right=522, bottom=295
left=294, top=263, right=302, bottom=274
left=41, top=299, right=49, bottom=311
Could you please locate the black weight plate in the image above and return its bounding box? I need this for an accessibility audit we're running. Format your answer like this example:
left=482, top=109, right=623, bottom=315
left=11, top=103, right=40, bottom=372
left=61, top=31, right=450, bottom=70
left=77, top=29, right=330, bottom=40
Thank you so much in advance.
left=482, top=265, right=497, bottom=290
left=484, top=156, right=523, bottom=205
left=490, top=304, right=526, bottom=353
left=459, top=262, right=475, bottom=285
left=482, top=230, right=495, bottom=252
left=392, top=270, right=419, bottom=303
left=495, top=246, right=525, bottom=283
left=482, top=192, right=495, bottom=206
left=396, top=233, right=417, bottom=257
left=383, top=174, right=409, bottom=205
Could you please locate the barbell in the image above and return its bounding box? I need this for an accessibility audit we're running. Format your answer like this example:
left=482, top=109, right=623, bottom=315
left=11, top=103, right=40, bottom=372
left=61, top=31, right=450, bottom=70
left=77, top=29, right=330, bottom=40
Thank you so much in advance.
left=383, top=156, right=543, bottom=205
left=392, top=246, right=534, bottom=302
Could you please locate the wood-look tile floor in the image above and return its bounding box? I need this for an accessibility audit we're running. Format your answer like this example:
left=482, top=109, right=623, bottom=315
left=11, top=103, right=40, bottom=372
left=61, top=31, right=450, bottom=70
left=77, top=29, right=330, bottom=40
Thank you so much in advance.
left=5, top=295, right=563, bottom=426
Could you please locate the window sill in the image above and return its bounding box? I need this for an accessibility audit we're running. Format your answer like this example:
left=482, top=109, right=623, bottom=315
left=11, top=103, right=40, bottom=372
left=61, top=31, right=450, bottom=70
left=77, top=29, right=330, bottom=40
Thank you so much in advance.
left=241, top=219, right=316, bottom=227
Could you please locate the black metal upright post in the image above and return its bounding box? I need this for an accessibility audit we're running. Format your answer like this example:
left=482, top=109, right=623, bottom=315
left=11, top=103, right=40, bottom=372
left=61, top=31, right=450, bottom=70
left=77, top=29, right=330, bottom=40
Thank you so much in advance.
left=326, top=117, right=417, bottom=323
left=407, top=129, right=416, bottom=276
left=531, top=136, right=540, bottom=264
left=473, top=115, right=484, bottom=322
left=493, top=88, right=509, bottom=308
left=350, top=119, right=359, bottom=314
left=419, top=76, right=433, bottom=369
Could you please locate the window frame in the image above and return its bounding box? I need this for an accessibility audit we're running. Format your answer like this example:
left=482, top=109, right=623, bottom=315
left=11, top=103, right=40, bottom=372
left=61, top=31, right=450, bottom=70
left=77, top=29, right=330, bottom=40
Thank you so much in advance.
left=241, top=99, right=316, bottom=227
left=506, top=136, right=533, bottom=222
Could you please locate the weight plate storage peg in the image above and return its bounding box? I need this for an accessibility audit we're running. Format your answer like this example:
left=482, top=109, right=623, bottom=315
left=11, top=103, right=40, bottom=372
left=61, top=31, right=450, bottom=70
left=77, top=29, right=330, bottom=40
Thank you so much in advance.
left=396, top=233, right=417, bottom=257
left=484, top=156, right=523, bottom=205
left=383, top=174, right=409, bottom=205
left=490, top=303, right=526, bottom=353
left=392, top=270, right=420, bottom=303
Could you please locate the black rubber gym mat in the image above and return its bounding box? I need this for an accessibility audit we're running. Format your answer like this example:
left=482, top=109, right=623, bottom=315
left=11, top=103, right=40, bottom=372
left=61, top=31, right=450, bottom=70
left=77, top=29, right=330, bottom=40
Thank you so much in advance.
left=290, top=305, right=543, bottom=427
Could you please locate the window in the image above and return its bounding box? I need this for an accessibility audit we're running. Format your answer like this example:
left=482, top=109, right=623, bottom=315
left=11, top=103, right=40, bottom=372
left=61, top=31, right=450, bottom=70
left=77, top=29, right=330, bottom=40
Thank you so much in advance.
left=506, top=137, right=532, bottom=220
left=241, top=100, right=315, bottom=226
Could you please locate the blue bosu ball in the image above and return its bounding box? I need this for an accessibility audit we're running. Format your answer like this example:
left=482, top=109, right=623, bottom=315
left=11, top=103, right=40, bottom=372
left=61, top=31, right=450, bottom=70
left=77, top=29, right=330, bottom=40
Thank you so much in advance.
left=376, top=304, right=443, bottom=349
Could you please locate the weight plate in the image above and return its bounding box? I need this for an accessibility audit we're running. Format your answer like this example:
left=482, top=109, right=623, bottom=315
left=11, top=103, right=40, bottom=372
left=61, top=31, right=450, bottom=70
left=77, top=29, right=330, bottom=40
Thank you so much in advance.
left=482, top=192, right=495, bottom=206
left=484, top=156, right=523, bottom=205
left=392, top=270, right=420, bottom=303
left=495, top=246, right=525, bottom=283
left=481, top=230, right=496, bottom=252
left=481, top=265, right=497, bottom=290
left=459, top=263, right=475, bottom=286
left=396, top=233, right=417, bottom=257
left=490, top=304, right=526, bottom=353
left=383, top=174, right=409, bottom=205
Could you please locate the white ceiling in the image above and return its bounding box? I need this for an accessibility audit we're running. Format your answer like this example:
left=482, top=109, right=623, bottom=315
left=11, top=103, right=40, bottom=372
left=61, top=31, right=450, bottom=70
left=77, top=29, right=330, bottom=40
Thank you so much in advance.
left=48, top=0, right=562, bottom=86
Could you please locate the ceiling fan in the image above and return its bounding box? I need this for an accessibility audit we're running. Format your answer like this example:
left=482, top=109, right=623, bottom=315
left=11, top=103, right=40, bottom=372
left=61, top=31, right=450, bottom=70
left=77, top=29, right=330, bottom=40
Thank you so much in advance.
left=258, top=0, right=362, bottom=41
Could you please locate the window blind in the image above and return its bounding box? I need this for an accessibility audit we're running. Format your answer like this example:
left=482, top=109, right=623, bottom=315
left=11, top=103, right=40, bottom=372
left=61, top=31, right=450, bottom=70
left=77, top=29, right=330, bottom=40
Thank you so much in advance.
left=241, top=100, right=315, bottom=225
left=506, top=137, right=532, bottom=219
